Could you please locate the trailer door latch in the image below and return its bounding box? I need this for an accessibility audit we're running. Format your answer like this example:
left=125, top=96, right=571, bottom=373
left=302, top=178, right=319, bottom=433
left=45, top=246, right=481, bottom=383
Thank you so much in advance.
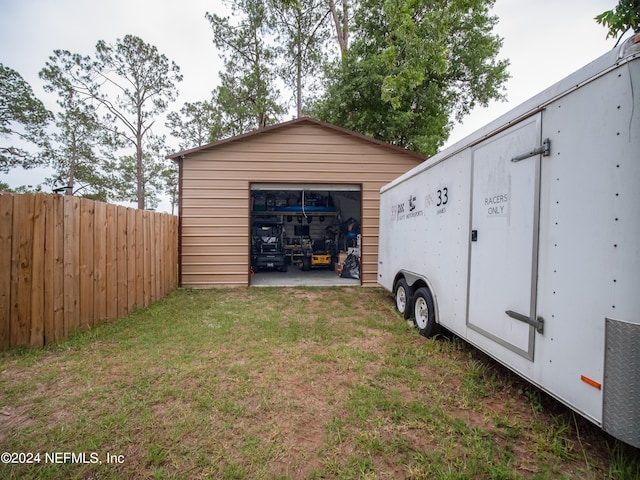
left=511, top=138, right=551, bottom=162
left=505, top=310, right=544, bottom=334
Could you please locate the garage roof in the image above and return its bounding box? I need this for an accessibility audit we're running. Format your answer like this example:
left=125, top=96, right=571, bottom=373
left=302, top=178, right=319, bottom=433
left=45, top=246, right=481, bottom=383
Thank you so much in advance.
left=166, top=116, right=427, bottom=161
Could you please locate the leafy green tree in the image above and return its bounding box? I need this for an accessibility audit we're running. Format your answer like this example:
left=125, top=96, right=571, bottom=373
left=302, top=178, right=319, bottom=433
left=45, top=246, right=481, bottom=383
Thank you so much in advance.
left=166, top=99, right=224, bottom=150
left=40, top=75, right=110, bottom=197
left=11, top=184, right=43, bottom=194
left=104, top=134, right=169, bottom=210
left=596, top=0, right=640, bottom=46
left=207, top=0, right=285, bottom=133
left=160, top=162, right=179, bottom=215
left=0, top=64, right=52, bottom=173
left=314, top=0, right=509, bottom=156
left=40, top=35, right=183, bottom=209
left=271, top=0, right=332, bottom=117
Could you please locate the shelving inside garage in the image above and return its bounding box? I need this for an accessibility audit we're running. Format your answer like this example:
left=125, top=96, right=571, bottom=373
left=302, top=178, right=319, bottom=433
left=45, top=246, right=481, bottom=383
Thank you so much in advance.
left=250, top=184, right=362, bottom=275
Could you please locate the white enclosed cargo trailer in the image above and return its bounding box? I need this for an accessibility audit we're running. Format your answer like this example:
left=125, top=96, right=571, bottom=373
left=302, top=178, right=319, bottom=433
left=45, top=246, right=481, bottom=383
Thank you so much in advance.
left=378, top=33, right=640, bottom=448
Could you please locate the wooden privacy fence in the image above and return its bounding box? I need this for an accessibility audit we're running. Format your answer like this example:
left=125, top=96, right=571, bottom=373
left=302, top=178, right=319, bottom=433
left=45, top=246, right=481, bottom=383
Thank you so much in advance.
left=0, top=193, right=178, bottom=351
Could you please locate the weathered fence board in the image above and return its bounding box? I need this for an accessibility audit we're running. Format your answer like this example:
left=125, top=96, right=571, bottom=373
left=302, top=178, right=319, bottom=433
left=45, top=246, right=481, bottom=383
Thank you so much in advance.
left=105, top=203, right=118, bottom=322
left=63, top=196, right=80, bottom=337
left=11, top=194, right=34, bottom=347
left=127, top=208, right=137, bottom=314
left=0, top=194, right=14, bottom=350
left=0, top=193, right=178, bottom=351
left=93, top=200, right=106, bottom=324
left=30, top=195, right=45, bottom=347
left=116, top=206, right=128, bottom=319
left=79, top=198, right=94, bottom=330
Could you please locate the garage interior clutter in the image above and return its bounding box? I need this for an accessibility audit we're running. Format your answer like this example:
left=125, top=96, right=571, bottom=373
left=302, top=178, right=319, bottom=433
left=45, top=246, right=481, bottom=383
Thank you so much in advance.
left=250, top=186, right=362, bottom=280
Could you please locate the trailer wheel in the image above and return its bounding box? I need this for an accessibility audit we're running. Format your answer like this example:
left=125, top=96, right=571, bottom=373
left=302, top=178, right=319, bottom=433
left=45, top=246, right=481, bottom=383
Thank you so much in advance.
left=394, top=279, right=411, bottom=319
left=413, top=287, right=437, bottom=337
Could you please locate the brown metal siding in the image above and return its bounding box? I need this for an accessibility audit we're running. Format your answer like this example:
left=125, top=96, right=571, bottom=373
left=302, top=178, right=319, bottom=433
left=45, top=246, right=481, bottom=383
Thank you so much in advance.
left=179, top=121, right=422, bottom=287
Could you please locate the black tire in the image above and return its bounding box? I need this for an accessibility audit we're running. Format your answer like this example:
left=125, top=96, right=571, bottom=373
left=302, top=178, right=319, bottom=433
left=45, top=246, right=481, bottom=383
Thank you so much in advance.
left=413, top=287, right=437, bottom=337
left=394, top=279, right=411, bottom=319
left=302, top=257, right=311, bottom=271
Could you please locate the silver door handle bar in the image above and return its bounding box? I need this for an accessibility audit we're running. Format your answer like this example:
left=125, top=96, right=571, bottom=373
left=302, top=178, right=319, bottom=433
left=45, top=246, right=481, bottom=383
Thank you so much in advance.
left=511, top=138, right=551, bottom=162
left=505, top=310, right=544, bottom=334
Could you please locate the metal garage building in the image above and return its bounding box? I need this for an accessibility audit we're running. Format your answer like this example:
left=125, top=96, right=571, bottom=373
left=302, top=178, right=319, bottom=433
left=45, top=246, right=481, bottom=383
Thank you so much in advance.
left=168, top=117, right=424, bottom=287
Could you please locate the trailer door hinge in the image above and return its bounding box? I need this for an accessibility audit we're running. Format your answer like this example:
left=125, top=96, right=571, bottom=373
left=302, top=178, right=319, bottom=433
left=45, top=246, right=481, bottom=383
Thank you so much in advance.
left=505, top=310, right=544, bottom=334
left=511, top=138, right=551, bottom=162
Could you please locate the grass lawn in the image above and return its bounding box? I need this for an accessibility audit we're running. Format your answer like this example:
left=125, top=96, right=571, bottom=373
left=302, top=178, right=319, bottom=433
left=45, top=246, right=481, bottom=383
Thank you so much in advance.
left=0, top=287, right=638, bottom=479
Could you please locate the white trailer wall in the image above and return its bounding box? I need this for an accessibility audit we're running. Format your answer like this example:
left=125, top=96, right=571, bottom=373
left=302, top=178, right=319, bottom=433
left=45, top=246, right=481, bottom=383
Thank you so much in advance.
left=378, top=37, right=640, bottom=447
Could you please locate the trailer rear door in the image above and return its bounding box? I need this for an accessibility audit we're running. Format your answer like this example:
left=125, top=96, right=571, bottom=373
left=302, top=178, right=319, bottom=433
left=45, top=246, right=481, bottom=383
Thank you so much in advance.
left=467, top=114, right=542, bottom=360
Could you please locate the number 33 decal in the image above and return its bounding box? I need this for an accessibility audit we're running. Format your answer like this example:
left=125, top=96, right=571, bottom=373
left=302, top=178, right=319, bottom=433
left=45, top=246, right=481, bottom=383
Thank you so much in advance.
left=436, top=188, right=448, bottom=206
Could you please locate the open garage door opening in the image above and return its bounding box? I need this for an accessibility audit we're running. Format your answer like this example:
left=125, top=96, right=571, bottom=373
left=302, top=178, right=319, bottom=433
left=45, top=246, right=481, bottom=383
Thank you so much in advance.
left=250, top=184, right=362, bottom=286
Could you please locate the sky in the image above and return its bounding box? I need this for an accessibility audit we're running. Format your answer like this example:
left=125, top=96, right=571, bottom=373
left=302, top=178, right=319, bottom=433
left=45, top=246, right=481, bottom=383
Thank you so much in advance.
left=0, top=0, right=620, bottom=212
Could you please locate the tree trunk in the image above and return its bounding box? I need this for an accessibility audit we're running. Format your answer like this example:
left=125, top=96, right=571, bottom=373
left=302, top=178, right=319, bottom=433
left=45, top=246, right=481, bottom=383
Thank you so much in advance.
left=136, top=136, right=144, bottom=210
left=66, top=139, right=77, bottom=196
left=328, top=0, right=348, bottom=58
left=296, top=42, right=303, bottom=118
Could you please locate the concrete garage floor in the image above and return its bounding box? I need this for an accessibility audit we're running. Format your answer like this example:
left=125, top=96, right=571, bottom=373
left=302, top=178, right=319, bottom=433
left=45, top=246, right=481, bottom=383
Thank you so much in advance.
left=250, top=267, right=360, bottom=287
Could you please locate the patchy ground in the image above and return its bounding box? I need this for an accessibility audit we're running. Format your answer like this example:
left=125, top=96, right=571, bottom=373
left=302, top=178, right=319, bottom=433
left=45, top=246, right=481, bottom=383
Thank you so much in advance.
left=0, top=287, right=635, bottom=479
